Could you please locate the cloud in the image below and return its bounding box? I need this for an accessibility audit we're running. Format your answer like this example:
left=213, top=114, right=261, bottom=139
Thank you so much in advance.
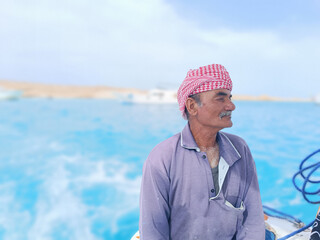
left=0, top=0, right=319, bottom=97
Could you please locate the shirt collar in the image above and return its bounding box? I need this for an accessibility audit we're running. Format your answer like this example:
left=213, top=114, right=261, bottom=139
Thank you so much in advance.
left=180, top=123, right=200, bottom=152
left=217, top=132, right=241, bottom=166
left=180, top=123, right=241, bottom=166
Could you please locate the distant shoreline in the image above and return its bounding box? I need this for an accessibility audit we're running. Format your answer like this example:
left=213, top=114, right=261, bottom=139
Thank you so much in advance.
left=0, top=79, right=311, bottom=102
left=0, top=79, right=146, bottom=99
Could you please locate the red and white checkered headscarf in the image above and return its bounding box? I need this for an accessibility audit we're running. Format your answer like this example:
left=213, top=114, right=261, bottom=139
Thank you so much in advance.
left=177, top=64, right=233, bottom=119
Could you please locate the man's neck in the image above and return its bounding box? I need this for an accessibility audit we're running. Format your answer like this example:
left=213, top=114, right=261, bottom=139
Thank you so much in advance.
left=189, top=121, right=220, bottom=149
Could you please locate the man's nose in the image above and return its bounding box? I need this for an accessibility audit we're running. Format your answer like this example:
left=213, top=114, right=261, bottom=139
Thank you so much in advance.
left=226, top=100, right=236, bottom=111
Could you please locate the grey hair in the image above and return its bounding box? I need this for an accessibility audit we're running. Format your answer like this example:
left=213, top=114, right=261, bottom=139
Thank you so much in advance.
left=184, top=93, right=202, bottom=120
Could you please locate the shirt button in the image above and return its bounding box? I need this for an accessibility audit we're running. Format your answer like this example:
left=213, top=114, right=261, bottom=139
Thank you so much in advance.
left=211, top=189, right=215, bottom=193
left=202, top=155, right=206, bottom=159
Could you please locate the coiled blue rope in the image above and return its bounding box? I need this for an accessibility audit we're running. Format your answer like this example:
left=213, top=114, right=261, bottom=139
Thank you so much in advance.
left=271, top=148, right=320, bottom=240
left=292, top=149, right=320, bottom=204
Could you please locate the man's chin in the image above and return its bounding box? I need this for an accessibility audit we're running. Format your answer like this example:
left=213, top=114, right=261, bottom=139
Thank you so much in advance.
left=225, top=121, right=233, bottom=128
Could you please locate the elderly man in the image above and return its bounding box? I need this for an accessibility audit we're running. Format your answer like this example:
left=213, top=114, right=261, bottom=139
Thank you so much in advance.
left=139, top=64, right=265, bottom=239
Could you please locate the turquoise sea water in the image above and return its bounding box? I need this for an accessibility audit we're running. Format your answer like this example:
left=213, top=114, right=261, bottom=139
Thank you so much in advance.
left=0, top=99, right=319, bottom=240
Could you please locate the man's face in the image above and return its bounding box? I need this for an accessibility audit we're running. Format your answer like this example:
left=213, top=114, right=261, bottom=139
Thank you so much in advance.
left=195, top=89, right=236, bottom=130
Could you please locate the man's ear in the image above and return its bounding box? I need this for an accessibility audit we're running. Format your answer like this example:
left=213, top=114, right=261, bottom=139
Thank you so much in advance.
left=185, top=97, right=198, bottom=117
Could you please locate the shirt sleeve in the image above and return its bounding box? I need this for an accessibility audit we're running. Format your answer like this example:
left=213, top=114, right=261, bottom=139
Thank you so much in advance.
left=236, top=146, right=265, bottom=240
left=139, top=151, right=171, bottom=240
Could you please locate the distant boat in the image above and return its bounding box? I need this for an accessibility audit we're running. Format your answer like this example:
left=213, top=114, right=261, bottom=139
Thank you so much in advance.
left=0, top=87, right=22, bottom=100
left=122, top=89, right=177, bottom=104
left=313, top=94, right=320, bottom=104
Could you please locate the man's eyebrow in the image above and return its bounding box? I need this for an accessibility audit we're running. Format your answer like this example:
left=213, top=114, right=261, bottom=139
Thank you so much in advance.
left=215, top=91, right=228, bottom=96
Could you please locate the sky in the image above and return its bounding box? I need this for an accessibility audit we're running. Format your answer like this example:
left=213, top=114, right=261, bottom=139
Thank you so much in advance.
left=0, top=0, right=320, bottom=98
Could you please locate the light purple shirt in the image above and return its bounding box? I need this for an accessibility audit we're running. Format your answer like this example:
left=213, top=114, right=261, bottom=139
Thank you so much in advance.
left=139, top=124, right=265, bottom=240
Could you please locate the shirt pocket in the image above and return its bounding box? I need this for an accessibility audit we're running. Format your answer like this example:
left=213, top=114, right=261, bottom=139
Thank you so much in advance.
left=225, top=199, right=245, bottom=211
left=224, top=195, right=244, bottom=209
left=221, top=196, right=246, bottom=232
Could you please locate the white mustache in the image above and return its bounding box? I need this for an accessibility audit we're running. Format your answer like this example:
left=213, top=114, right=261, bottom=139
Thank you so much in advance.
left=219, top=111, right=232, bottom=119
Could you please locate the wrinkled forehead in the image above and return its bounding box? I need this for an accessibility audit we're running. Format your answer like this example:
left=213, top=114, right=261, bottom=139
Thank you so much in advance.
left=193, top=88, right=232, bottom=99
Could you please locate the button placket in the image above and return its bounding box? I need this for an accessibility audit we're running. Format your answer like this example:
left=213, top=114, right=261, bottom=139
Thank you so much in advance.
left=198, top=152, right=215, bottom=199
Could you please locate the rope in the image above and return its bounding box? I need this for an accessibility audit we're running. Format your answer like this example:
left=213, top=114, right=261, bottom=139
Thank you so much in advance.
left=269, top=148, right=320, bottom=240
left=263, top=205, right=303, bottom=225
left=277, top=221, right=314, bottom=240
left=292, top=149, right=320, bottom=204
